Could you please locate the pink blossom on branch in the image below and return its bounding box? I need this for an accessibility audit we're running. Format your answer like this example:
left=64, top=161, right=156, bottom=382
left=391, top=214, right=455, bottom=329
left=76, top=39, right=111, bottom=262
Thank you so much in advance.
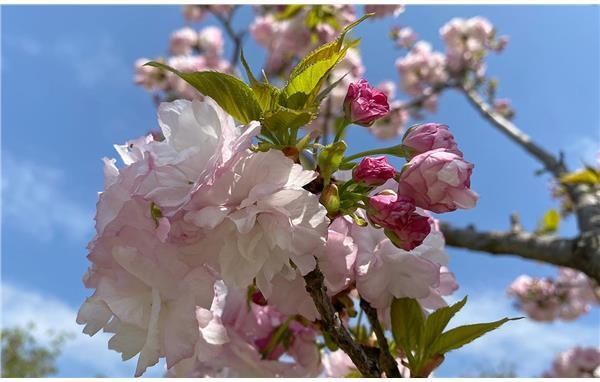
left=507, top=268, right=598, bottom=322
left=169, top=27, right=198, bottom=56
left=397, top=148, right=479, bottom=213
left=364, top=4, right=405, bottom=18
left=543, top=346, right=600, bottom=378
left=343, top=79, right=391, bottom=126
left=402, top=123, right=463, bottom=158
left=352, top=156, right=397, bottom=186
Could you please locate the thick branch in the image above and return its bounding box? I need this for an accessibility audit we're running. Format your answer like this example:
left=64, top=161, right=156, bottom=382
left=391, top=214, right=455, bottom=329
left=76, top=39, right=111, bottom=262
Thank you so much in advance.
left=304, top=266, right=381, bottom=377
left=459, top=86, right=600, bottom=267
left=440, top=222, right=600, bottom=283
left=360, top=299, right=401, bottom=378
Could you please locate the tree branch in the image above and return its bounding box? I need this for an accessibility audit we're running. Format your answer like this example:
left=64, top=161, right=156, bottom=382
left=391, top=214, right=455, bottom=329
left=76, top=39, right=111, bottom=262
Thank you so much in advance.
left=460, top=85, right=567, bottom=178
left=304, top=265, right=381, bottom=377
left=439, top=222, right=600, bottom=283
left=457, top=85, right=600, bottom=274
left=211, top=6, right=244, bottom=69
left=359, top=299, right=401, bottom=378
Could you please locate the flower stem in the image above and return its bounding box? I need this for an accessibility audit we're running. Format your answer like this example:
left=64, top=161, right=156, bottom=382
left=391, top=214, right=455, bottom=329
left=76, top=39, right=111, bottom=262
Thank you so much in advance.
left=342, top=145, right=410, bottom=164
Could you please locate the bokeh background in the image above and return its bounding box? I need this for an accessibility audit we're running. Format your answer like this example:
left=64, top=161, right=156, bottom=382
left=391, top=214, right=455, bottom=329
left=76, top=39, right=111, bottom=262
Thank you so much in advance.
left=2, top=4, right=599, bottom=377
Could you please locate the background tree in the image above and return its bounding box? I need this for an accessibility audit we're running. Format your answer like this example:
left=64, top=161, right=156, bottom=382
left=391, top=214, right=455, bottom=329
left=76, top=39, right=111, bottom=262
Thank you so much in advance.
left=1, top=323, right=70, bottom=377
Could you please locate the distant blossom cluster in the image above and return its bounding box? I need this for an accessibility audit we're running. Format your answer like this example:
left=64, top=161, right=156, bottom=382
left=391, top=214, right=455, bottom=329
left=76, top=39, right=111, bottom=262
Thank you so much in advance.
left=543, top=346, right=600, bottom=378
left=134, top=14, right=232, bottom=99
left=507, top=268, right=599, bottom=321
left=249, top=5, right=356, bottom=75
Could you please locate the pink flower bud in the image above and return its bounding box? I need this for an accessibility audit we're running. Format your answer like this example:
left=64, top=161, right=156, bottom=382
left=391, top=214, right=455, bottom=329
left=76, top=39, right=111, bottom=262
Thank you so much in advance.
left=384, top=212, right=432, bottom=251
left=352, top=156, right=396, bottom=186
left=343, top=79, right=390, bottom=126
left=367, top=193, right=415, bottom=228
left=397, top=148, right=479, bottom=213
left=402, top=123, right=462, bottom=158
left=367, top=192, right=432, bottom=250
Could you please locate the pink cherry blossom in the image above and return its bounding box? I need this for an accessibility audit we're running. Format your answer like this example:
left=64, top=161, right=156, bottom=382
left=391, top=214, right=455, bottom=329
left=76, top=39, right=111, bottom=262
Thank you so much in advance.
left=543, top=346, right=600, bottom=378
left=391, top=26, right=418, bottom=48
left=366, top=192, right=415, bottom=228
left=167, top=283, right=322, bottom=377
left=133, top=58, right=166, bottom=91
left=182, top=5, right=205, bottom=22
left=352, top=212, right=444, bottom=310
left=317, top=217, right=358, bottom=295
left=396, top=41, right=448, bottom=97
left=169, top=27, right=198, bottom=56
left=364, top=4, right=405, bottom=18
left=397, top=148, right=478, bottom=213
left=198, top=26, right=224, bottom=59
left=184, top=149, right=328, bottom=292
left=344, top=79, right=390, bottom=126
left=507, top=268, right=598, bottom=322
left=402, top=123, right=463, bottom=158
left=353, top=156, right=396, bottom=186
left=440, top=16, right=503, bottom=75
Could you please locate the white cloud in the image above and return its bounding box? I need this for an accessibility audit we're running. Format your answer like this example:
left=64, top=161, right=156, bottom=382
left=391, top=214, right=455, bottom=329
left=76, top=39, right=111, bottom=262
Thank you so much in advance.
left=1, top=282, right=165, bottom=377
left=437, top=290, right=600, bottom=377
left=2, top=153, right=93, bottom=242
left=4, top=34, right=128, bottom=88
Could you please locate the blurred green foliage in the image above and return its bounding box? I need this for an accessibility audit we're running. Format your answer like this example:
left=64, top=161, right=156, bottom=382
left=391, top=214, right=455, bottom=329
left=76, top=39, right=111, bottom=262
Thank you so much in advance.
left=1, top=323, right=71, bottom=377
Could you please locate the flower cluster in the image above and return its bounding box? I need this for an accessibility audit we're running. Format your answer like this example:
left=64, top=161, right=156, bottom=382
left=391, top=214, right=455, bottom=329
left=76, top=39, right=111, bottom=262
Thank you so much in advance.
left=507, top=268, right=599, bottom=322
left=543, top=346, right=600, bottom=378
left=93, top=7, right=489, bottom=376
left=134, top=26, right=231, bottom=100
left=250, top=5, right=356, bottom=75
left=396, top=41, right=448, bottom=103
left=391, top=17, right=507, bottom=128
left=79, top=86, right=478, bottom=375
left=78, top=98, right=328, bottom=376
left=182, top=5, right=234, bottom=23
left=440, top=16, right=508, bottom=76
left=364, top=5, right=405, bottom=18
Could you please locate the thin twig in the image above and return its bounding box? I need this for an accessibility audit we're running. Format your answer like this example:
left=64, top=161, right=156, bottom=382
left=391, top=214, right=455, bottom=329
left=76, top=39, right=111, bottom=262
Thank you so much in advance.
left=211, top=5, right=244, bottom=69
left=360, top=299, right=402, bottom=378
left=459, top=85, right=567, bottom=178
left=304, top=265, right=381, bottom=377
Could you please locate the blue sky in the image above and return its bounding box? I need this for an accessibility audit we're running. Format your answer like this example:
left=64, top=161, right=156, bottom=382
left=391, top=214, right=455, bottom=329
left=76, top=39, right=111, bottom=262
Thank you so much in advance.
left=2, top=4, right=599, bottom=378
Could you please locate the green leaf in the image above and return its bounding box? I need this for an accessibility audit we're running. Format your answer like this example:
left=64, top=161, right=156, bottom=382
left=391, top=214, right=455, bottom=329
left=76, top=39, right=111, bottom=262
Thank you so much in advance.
left=145, top=61, right=262, bottom=124
left=262, top=107, right=314, bottom=139
left=429, top=317, right=521, bottom=356
left=390, top=297, right=425, bottom=354
left=560, top=168, right=600, bottom=185
left=240, top=50, right=281, bottom=112
left=274, top=4, right=304, bottom=21
left=282, top=39, right=359, bottom=110
left=536, top=209, right=560, bottom=235
left=421, top=296, right=467, bottom=357
left=318, top=141, right=347, bottom=185
left=281, top=14, right=370, bottom=110
left=289, top=13, right=371, bottom=80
